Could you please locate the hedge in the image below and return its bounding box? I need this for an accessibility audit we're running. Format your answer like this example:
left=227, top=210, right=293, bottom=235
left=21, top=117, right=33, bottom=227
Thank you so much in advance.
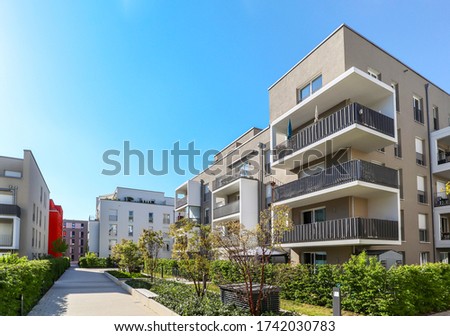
left=78, top=253, right=115, bottom=268
left=0, top=257, right=69, bottom=315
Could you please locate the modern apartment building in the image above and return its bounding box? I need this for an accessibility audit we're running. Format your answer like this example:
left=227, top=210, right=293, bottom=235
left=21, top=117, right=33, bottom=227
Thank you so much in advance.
left=62, top=219, right=87, bottom=262
left=175, top=24, right=450, bottom=266
left=0, top=150, right=50, bottom=258
left=90, top=187, right=174, bottom=259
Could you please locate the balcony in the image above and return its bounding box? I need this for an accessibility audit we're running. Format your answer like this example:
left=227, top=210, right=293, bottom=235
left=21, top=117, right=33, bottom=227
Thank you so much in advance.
left=213, top=170, right=255, bottom=191
left=176, top=196, right=187, bottom=209
left=431, top=127, right=450, bottom=179
left=282, top=218, right=399, bottom=247
left=273, top=160, right=398, bottom=203
left=275, top=103, right=395, bottom=162
left=0, top=204, right=21, bottom=218
left=213, top=200, right=240, bottom=220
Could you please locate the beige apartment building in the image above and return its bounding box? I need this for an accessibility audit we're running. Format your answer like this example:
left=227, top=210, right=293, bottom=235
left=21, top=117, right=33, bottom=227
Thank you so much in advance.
left=0, top=150, right=50, bottom=258
left=175, top=24, right=450, bottom=266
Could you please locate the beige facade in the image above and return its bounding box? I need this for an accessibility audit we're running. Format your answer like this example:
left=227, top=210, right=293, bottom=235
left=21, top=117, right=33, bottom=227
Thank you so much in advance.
left=176, top=24, right=449, bottom=266
left=0, top=150, right=50, bottom=258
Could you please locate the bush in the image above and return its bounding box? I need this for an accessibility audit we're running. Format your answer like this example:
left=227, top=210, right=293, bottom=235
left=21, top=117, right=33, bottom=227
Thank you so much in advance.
left=209, top=260, right=244, bottom=284
left=0, top=257, right=69, bottom=315
left=78, top=252, right=114, bottom=268
left=156, top=259, right=179, bottom=277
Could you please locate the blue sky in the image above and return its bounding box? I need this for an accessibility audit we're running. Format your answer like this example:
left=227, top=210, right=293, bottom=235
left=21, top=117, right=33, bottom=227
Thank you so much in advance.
left=1, top=0, right=449, bottom=220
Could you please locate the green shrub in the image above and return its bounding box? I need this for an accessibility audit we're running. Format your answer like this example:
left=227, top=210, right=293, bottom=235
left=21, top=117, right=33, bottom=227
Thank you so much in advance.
left=209, top=260, right=244, bottom=284
left=78, top=252, right=114, bottom=268
left=0, top=257, right=69, bottom=315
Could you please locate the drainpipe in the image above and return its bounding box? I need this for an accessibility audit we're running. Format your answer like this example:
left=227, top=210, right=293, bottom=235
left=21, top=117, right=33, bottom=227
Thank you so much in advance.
left=200, top=179, right=204, bottom=224
left=425, top=83, right=437, bottom=262
left=258, top=143, right=266, bottom=221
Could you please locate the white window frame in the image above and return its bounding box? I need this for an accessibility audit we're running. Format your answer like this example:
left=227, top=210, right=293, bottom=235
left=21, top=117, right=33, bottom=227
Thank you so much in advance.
left=301, top=206, right=326, bottom=224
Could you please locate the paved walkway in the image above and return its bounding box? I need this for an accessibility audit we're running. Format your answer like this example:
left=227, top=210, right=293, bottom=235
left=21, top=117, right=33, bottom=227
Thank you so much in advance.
left=28, top=267, right=160, bottom=316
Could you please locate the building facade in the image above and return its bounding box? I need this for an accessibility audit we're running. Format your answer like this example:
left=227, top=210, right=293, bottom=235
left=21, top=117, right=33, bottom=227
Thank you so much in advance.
left=175, top=25, right=450, bottom=266
left=90, top=187, right=174, bottom=259
left=48, top=199, right=63, bottom=257
left=62, top=219, right=88, bottom=262
left=0, top=150, right=50, bottom=258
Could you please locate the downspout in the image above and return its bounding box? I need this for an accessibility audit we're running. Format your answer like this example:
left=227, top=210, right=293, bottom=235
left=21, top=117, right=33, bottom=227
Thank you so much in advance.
left=258, top=143, right=266, bottom=220
left=424, top=83, right=437, bottom=262
left=200, top=179, right=204, bottom=224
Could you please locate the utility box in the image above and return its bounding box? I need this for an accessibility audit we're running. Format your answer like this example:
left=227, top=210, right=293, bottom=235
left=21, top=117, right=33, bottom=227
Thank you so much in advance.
left=219, top=283, right=280, bottom=313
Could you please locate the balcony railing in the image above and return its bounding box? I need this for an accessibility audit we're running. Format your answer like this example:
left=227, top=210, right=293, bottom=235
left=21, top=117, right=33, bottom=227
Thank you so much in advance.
left=213, top=170, right=255, bottom=191
left=273, top=160, right=398, bottom=203
left=0, top=234, right=13, bottom=247
left=0, top=204, right=21, bottom=217
left=275, top=102, right=395, bottom=161
left=282, top=218, right=399, bottom=244
left=176, top=196, right=188, bottom=208
left=434, top=193, right=450, bottom=207
left=213, top=200, right=240, bottom=219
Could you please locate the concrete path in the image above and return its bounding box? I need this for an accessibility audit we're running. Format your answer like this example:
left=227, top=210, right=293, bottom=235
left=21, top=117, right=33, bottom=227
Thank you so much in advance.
left=28, top=267, right=160, bottom=316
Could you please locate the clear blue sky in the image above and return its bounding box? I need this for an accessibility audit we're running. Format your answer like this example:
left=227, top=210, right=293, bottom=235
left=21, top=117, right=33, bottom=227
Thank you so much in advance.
left=1, top=0, right=449, bottom=220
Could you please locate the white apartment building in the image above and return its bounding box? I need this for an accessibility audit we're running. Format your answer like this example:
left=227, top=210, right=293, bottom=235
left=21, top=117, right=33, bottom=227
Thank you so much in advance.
left=90, top=187, right=174, bottom=259
left=0, top=150, right=50, bottom=258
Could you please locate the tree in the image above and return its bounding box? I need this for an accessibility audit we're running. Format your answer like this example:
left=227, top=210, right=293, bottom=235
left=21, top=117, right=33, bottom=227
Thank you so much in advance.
left=211, top=204, right=292, bottom=315
left=138, top=229, right=164, bottom=281
left=51, top=237, right=68, bottom=256
left=169, top=218, right=214, bottom=299
left=111, top=239, right=142, bottom=273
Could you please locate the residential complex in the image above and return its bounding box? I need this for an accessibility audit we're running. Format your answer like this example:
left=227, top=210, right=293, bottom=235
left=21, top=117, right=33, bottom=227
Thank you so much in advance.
left=62, top=219, right=88, bottom=262
left=89, top=187, right=174, bottom=259
left=175, top=24, right=450, bottom=266
left=0, top=150, right=51, bottom=258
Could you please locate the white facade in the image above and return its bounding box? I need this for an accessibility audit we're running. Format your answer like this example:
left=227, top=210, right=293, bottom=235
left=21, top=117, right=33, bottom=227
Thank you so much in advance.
left=175, top=180, right=201, bottom=221
left=87, top=219, right=100, bottom=255
left=94, top=187, right=174, bottom=259
left=0, top=150, right=50, bottom=258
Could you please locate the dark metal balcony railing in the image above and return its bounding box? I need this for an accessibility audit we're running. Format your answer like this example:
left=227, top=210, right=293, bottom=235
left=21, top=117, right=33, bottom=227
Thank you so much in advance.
left=0, top=204, right=21, bottom=218
left=0, top=234, right=13, bottom=247
left=273, top=160, right=398, bottom=203
left=275, top=102, right=395, bottom=161
left=282, top=218, right=399, bottom=244
left=176, top=196, right=188, bottom=208
left=213, top=170, right=255, bottom=191
left=434, top=193, right=450, bottom=207
left=213, top=200, right=240, bottom=219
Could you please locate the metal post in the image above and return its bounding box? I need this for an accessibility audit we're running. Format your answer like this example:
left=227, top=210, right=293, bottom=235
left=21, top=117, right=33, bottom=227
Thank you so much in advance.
left=21, top=294, right=24, bottom=316
left=332, top=287, right=341, bottom=316
left=161, top=264, right=164, bottom=279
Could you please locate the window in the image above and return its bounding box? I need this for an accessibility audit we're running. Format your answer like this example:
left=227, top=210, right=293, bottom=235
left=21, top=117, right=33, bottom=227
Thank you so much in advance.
left=302, top=207, right=326, bottom=224
left=398, top=169, right=404, bottom=199
left=128, top=210, right=134, bottom=222
left=297, top=75, right=322, bottom=102
left=71, top=231, right=75, bottom=237
left=109, top=239, right=117, bottom=251
left=39, top=211, right=42, bottom=227
left=163, top=213, right=171, bottom=224
left=420, top=252, right=429, bottom=265
left=440, top=252, right=449, bottom=264
left=441, top=217, right=450, bottom=240
left=71, top=223, right=75, bottom=229
left=71, top=238, right=75, bottom=245
left=415, top=138, right=425, bottom=165
left=128, top=225, right=134, bottom=237
left=80, top=239, right=84, bottom=246
left=204, top=208, right=210, bottom=225
left=303, top=252, right=327, bottom=265
left=438, top=148, right=447, bottom=164
left=264, top=150, right=271, bottom=175
left=81, top=223, right=84, bottom=228
left=265, top=184, right=272, bottom=207
left=413, top=96, right=424, bottom=123
left=109, top=224, right=117, bottom=237
left=33, top=203, right=36, bottom=222
left=418, top=214, right=428, bottom=242
left=39, top=232, right=41, bottom=248
left=417, top=176, right=426, bottom=203
left=394, top=129, right=402, bottom=158
left=109, top=209, right=118, bottom=221
left=70, top=247, right=74, bottom=254
left=400, top=210, right=405, bottom=241
left=368, top=68, right=381, bottom=80
left=44, top=192, right=47, bottom=208
left=391, top=82, right=400, bottom=112
left=80, top=246, right=84, bottom=255
left=203, top=183, right=210, bottom=202
left=80, top=231, right=84, bottom=238
left=32, top=228, right=35, bottom=247
left=40, top=187, right=43, bottom=203
left=433, top=106, right=440, bottom=130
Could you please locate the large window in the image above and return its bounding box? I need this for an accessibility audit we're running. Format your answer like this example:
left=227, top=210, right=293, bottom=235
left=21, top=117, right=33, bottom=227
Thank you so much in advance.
left=420, top=252, right=429, bottom=265
left=415, top=138, right=425, bottom=165
left=302, top=207, right=326, bottom=224
left=204, top=208, right=210, bottom=225
left=441, top=217, right=450, bottom=240
left=148, top=212, right=154, bottom=223
left=418, top=214, right=428, bottom=242
left=297, top=75, right=322, bottom=102
left=413, top=96, right=424, bottom=123
left=433, top=106, right=440, bottom=130
left=128, top=210, right=134, bottom=222
left=109, top=224, right=117, bottom=237
left=109, top=209, right=118, bottom=222
left=304, top=252, right=327, bottom=265
left=128, top=225, right=134, bottom=237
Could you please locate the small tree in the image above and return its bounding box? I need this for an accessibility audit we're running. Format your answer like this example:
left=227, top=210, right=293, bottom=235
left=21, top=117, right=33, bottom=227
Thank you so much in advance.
left=170, top=218, right=213, bottom=299
left=111, top=239, right=142, bottom=273
left=51, top=237, right=68, bottom=256
left=138, top=229, right=164, bottom=281
left=211, top=204, right=292, bottom=315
